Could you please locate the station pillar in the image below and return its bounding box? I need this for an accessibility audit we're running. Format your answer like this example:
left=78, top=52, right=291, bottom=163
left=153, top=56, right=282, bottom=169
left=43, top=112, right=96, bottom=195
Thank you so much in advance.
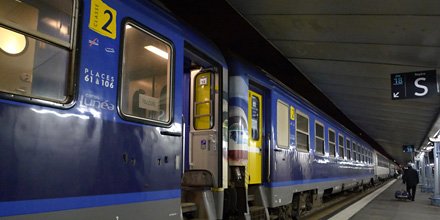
left=431, top=139, right=440, bottom=206
left=418, top=153, right=427, bottom=192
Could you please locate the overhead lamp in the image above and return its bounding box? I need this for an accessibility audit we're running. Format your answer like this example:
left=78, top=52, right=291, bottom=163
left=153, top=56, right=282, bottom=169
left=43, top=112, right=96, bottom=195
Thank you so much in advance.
left=429, top=136, right=440, bottom=142
left=144, top=45, right=168, bottom=59
left=0, top=27, right=27, bottom=55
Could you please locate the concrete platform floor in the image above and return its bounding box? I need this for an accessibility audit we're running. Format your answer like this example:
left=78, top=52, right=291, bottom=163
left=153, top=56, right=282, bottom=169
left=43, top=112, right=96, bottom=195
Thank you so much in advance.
left=330, top=179, right=440, bottom=220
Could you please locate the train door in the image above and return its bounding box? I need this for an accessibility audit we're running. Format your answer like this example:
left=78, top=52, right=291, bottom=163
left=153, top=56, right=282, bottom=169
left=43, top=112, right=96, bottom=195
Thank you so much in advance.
left=181, top=46, right=224, bottom=219
left=184, top=48, right=222, bottom=186
left=248, top=88, right=263, bottom=184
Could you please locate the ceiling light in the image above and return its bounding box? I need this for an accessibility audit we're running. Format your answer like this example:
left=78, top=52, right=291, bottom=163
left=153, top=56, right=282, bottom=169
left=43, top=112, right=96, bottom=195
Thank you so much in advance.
left=144, top=45, right=168, bottom=59
left=0, top=27, right=27, bottom=55
left=429, top=136, right=440, bottom=142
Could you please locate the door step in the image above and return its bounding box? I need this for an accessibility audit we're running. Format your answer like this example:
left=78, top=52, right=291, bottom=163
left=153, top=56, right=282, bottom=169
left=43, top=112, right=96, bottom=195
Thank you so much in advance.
left=249, top=206, right=266, bottom=220
left=181, top=202, right=197, bottom=213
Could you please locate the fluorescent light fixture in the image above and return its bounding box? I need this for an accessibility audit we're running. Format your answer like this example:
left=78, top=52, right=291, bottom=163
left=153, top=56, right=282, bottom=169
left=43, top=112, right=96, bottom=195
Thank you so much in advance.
left=144, top=45, right=168, bottom=59
left=429, top=136, right=440, bottom=142
left=0, top=27, right=26, bottom=55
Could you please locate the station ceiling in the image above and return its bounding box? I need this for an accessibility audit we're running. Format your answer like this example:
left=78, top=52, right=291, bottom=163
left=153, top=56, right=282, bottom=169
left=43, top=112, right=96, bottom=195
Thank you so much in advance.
left=158, top=0, right=440, bottom=165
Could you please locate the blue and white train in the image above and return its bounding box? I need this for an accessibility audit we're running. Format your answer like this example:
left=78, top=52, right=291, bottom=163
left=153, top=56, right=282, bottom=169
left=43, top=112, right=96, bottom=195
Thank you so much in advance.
left=0, top=0, right=394, bottom=219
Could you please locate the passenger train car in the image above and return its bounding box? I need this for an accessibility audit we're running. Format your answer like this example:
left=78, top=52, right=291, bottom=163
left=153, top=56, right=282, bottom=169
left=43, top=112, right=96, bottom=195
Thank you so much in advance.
left=0, top=0, right=394, bottom=219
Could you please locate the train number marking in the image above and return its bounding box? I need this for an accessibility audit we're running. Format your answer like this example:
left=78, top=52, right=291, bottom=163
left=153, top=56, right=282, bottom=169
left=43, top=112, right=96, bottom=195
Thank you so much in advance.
left=89, top=0, right=117, bottom=39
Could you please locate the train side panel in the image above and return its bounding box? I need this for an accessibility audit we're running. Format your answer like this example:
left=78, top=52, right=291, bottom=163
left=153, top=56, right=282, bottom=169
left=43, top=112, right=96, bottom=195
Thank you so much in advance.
left=0, top=0, right=184, bottom=219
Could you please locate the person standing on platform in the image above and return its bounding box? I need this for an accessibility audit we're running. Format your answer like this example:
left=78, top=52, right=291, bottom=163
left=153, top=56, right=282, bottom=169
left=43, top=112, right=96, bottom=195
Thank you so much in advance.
left=403, top=164, right=419, bottom=201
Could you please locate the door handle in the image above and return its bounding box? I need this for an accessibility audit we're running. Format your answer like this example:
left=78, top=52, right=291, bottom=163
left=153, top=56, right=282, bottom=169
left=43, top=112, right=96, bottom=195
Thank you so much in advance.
left=160, top=130, right=182, bottom=137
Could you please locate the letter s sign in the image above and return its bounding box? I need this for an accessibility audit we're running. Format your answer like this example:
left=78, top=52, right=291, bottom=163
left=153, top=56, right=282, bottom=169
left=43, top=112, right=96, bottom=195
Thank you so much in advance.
left=414, top=77, right=428, bottom=96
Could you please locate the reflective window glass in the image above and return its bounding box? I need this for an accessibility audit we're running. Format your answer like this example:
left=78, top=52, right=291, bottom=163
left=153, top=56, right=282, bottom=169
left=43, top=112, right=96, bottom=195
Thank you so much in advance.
left=0, top=0, right=74, bottom=102
left=315, top=122, right=324, bottom=154
left=329, top=129, right=336, bottom=157
left=338, top=134, right=344, bottom=158
left=251, top=95, right=260, bottom=140
left=120, top=23, right=172, bottom=123
left=296, top=112, right=309, bottom=151
left=277, top=100, right=289, bottom=149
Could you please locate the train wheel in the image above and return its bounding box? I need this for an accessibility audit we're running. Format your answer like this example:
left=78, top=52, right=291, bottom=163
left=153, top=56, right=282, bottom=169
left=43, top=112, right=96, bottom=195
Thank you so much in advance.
left=277, top=203, right=294, bottom=220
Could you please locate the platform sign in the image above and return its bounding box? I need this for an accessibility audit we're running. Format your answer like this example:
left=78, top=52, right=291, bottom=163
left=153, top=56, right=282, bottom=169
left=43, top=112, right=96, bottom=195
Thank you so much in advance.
left=403, top=145, right=414, bottom=153
left=391, top=70, right=438, bottom=100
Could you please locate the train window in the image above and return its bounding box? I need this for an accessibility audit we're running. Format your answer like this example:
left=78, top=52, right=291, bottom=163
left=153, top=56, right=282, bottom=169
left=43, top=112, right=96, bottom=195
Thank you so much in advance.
left=314, top=121, right=324, bottom=155
left=352, top=142, right=356, bottom=161
left=0, top=0, right=75, bottom=103
left=361, top=146, right=365, bottom=163
left=367, top=150, right=370, bottom=164
left=346, top=139, right=351, bottom=160
left=329, top=129, right=336, bottom=157
left=338, top=134, right=344, bottom=159
left=356, top=144, right=360, bottom=161
left=120, top=23, right=172, bottom=123
left=296, top=111, right=309, bottom=152
left=276, top=100, right=289, bottom=149
left=251, top=95, right=260, bottom=140
left=355, top=143, right=359, bottom=161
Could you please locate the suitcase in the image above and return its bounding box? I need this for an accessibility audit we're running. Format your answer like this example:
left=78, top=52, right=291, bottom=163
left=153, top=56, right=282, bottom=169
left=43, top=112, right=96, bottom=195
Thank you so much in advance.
left=395, top=190, right=410, bottom=200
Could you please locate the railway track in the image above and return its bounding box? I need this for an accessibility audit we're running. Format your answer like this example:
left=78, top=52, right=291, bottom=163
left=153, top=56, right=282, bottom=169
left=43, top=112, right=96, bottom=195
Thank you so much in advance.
left=301, top=180, right=391, bottom=220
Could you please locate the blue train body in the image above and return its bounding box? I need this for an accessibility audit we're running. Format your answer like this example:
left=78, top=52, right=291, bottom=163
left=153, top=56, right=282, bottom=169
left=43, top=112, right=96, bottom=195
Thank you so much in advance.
left=0, top=0, right=392, bottom=219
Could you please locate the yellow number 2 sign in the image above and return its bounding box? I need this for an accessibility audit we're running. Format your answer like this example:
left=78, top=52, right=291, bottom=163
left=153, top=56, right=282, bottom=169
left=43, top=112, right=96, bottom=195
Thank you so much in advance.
left=89, top=0, right=117, bottom=39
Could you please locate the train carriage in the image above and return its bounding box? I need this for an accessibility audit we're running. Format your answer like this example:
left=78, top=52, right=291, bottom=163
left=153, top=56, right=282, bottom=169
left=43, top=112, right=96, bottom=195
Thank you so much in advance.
left=0, top=0, right=229, bottom=219
left=224, top=56, right=376, bottom=219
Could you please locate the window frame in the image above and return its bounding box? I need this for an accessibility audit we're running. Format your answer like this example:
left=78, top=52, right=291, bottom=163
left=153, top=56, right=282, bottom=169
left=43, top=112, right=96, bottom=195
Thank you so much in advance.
left=118, top=20, right=175, bottom=126
left=0, top=0, right=78, bottom=108
left=250, top=94, right=261, bottom=141
left=338, top=133, right=345, bottom=159
left=346, top=138, right=352, bottom=160
left=276, top=100, right=289, bottom=149
left=352, top=141, right=358, bottom=162
left=295, top=110, right=310, bottom=152
left=314, top=120, right=325, bottom=155
left=361, top=146, right=365, bottom=163
left=328, top=128, right=336, bottom=157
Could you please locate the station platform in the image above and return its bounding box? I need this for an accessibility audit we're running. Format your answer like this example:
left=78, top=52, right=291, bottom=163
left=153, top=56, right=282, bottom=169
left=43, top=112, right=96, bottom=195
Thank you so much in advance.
left=330, top=179, right=440, bottom=220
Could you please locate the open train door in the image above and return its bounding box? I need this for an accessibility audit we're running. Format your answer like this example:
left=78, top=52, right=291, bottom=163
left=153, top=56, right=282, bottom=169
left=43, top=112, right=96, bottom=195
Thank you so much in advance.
left=181, top=45, right=227, bottom=219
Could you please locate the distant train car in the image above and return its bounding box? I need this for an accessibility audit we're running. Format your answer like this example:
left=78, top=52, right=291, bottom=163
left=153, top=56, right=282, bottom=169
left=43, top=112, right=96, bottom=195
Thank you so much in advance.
left=224, top=55, right=375, bottom=219
left=374, top=151, right=394, bottom=182
left=0, top=1, right=392, bottom=220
